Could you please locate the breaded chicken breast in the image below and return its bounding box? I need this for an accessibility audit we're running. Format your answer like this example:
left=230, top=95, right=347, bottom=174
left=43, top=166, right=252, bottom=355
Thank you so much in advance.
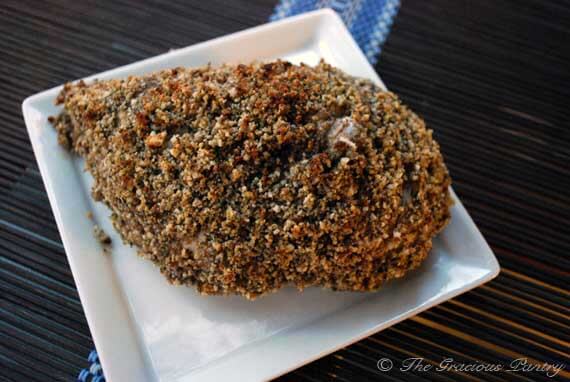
left=52, top=60, right=451, bottom=298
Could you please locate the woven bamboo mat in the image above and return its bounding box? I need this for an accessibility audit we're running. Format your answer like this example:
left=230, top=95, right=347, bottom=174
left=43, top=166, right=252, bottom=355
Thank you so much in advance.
left=0, top=1, right=568, bottom=381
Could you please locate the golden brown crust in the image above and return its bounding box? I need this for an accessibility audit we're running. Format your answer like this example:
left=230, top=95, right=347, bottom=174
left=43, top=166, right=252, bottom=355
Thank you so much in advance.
left=52, top=60, right=452, bottom=299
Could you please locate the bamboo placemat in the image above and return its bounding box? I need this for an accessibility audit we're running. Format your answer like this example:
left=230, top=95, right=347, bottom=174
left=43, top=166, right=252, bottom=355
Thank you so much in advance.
left=0, top=1, right=568, bottom=381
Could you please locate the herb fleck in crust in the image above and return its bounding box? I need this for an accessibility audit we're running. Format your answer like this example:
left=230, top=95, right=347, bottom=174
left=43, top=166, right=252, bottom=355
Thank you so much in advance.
left=52, top=60, right=452, bottom=299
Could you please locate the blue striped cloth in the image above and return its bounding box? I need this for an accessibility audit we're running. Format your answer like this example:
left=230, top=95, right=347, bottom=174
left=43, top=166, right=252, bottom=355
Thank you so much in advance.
left=78, top=1, right=400, bottom=380
left=271, top=0, right=400, bottom=63
left=78, top=350, right=105, bottom=382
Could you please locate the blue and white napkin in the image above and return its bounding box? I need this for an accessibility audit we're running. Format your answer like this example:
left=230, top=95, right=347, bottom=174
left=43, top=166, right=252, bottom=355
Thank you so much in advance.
left=271, top=0, right=400, bottom=63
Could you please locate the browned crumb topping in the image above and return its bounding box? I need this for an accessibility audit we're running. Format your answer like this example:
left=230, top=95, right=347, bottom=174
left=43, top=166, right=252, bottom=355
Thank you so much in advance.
left=145, top=131, right=167, bottom=148
left=52, top=60, right=452, bottom=299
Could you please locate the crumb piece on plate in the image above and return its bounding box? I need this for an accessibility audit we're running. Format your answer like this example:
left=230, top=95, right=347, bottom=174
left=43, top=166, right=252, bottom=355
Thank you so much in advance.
left=93, top=224, right=112, bottom=246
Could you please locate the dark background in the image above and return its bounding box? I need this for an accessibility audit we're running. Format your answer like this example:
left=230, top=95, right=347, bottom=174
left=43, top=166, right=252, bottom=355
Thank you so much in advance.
left=1, top=0, right=569, bottom=381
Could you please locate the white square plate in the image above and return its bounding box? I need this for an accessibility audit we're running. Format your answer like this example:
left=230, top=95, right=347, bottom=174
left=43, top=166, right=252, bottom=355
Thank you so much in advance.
left=22, top=9, right=500, bottom=382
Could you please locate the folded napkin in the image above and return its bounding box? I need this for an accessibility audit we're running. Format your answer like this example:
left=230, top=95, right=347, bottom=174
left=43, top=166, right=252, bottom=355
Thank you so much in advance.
left=78, top=1, right=400, bottom=380
left=271, top=0, right=400, bottom=63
